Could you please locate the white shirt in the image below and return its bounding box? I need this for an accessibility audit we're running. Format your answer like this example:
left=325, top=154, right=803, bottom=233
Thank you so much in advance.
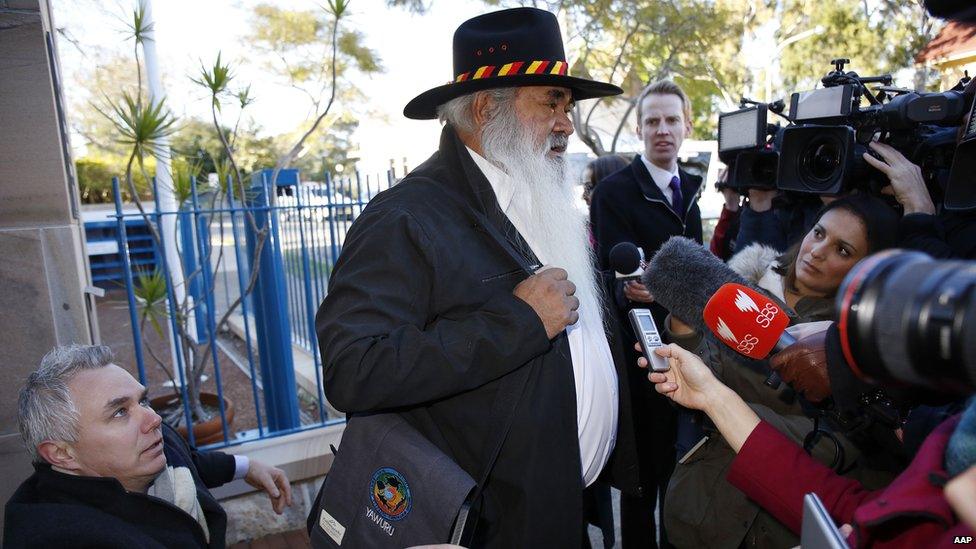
left=467, top=147, right=619, bottom=487
left=640, top=155, right=681, bottom=206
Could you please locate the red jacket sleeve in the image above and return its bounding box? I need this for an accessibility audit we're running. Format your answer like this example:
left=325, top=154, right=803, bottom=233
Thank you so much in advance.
left=726, top=421, right=880, bottom=534
left=709, top=205, right=740, bottom=261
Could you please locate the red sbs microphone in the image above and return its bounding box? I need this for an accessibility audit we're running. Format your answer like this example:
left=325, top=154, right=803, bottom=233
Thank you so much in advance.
left=703, top=283, right=796, bottom=387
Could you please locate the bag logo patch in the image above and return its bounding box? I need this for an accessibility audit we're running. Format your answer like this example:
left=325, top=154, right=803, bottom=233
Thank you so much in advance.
left=369, top=467, right=412, bottom=521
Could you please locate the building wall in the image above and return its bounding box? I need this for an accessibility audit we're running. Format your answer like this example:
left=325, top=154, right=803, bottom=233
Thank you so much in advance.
left=0, top=0, right=95, bottom=528
left=924, top=53, right=976, bottom=91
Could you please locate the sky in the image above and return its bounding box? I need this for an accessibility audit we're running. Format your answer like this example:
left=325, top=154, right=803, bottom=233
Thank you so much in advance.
left=51, top=0, right=609, bottom=177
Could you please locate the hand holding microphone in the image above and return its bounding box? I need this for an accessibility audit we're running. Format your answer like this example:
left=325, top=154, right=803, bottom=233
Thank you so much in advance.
left=609, top=242, right=655, bottom=303
left=513, top=267, right=580, bottom=340
left=769, top=329, right=831, bottom=403
left=702, top=283, right=795, bottom=387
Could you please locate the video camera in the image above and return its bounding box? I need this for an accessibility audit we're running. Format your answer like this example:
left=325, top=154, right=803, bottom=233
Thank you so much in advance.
left=717, top=101, right=785, bottom=191
left=718, top=59, right=976, bottom=209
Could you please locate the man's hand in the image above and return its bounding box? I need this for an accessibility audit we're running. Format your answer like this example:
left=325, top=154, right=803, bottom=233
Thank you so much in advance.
left=623, top=280, right=654, bottom=303
left=863, top=141, right=935, bottom=215
left=747, top=188, right=777, bottom=213
left=667, top=314, right=696, bottom=336
left=769, top=330, right=831, bottom=403
left=638, top=343, right=724, bottom=412
left=513, top=267, right=580, bottom=339
left=244, top=459, right=293, bottom=514
left=721, top=187, right=741, bottom=212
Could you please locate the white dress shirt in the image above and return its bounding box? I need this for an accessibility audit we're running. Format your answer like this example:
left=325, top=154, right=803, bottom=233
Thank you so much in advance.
left=639, top=155, right=681, bottom=205
left=467, top=147, right=619, bottom=487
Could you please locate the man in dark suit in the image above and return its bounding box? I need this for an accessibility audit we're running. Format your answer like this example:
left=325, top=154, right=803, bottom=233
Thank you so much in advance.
left=4, top=345, right=292, bottom=548
left=316, top=7, right=641, bottom=548
left=589, top=80, right=704, bottom=549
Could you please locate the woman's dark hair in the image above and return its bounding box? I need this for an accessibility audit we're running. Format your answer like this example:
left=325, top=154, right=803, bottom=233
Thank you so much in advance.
left=774, top=192, right=899, bottom=296
left=583, top=155, right=629, bottom=200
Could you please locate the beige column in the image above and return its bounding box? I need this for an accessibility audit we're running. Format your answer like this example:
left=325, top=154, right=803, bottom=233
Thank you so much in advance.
left=0, top=0, right=96, bottom=526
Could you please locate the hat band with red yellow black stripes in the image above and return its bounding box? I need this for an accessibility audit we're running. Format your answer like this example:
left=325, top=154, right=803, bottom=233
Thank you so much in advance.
left=454, top=60, right=568, bottom=83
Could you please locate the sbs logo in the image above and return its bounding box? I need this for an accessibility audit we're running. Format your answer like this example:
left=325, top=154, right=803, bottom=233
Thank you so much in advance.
left=755, top=303, right=778, bottom=328
left=737, top=334, right=759, bottom=354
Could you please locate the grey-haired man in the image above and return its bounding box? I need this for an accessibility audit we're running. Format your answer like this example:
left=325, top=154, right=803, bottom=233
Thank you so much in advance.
left=4, top=345, right=292, bottom=548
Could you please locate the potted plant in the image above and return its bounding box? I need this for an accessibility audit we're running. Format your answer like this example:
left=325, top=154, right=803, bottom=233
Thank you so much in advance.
left=99, top=0, right=349, bottom=444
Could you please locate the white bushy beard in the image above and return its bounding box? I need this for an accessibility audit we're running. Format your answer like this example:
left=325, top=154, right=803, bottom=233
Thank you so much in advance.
left=480, top=101, right=604, bottom=324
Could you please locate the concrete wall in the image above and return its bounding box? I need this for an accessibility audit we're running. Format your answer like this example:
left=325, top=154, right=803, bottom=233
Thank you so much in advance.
left=0, top=0, right=96, bottom=529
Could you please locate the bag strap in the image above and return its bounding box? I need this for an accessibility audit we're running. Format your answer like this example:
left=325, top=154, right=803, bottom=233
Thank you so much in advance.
left=449, top=211, right=548, bottom=544
left=434, top=179, right=550, bottom=542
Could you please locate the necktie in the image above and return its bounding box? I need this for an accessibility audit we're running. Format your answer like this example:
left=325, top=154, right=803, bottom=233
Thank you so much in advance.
left=669, top=175, right=684, bottom=217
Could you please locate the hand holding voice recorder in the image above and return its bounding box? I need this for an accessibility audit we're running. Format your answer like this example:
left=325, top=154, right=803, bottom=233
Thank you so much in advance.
left=628, top=308, right=669, bottom=372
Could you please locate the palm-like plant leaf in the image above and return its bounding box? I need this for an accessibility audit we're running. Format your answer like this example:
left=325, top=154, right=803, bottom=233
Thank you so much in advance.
left=97, top=91, right=178, bottom=158
left=133, top=269, right=168, bottom=338
left=192, top=52, right=235, bottom=110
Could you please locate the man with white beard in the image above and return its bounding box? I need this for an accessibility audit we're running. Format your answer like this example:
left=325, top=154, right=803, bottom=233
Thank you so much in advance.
left=315, top=7, right=642, bottom=548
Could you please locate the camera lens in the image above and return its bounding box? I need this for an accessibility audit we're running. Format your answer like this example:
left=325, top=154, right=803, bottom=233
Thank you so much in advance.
left=837, top=250, right=976, bottom=394
left=809, top=143, right=841, bottom=178
left=798, top=134, right=845, bottom=192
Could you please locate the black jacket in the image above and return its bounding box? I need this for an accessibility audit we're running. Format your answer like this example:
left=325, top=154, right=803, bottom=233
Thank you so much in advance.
left=3, top=424, right=235, bottom=548
left=315, top=126, right=640, bottom=548
left=588, top=155, right=704, bottom=490
left=590, top=155, right=704, bottom=329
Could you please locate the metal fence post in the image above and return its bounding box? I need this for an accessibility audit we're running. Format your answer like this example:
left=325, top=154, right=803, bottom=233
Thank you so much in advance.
left=244, top=174, right=301, bottom=431
left=178, top=202, right=208, bottom=343
left=324, top=172, right=340, bottom=265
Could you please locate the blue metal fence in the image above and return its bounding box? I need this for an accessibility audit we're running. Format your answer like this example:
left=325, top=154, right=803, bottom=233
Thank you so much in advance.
left=111, top=169, right=396, bottom=448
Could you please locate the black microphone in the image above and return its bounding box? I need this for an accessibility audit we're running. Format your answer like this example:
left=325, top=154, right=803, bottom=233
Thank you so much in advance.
left=608, top=242, right=646, bottom=280
left=641, top=236, right=782, bottom=387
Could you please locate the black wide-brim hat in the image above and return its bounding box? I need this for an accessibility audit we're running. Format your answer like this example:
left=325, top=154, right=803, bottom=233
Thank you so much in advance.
left=403, top=7, right=623, bottom=120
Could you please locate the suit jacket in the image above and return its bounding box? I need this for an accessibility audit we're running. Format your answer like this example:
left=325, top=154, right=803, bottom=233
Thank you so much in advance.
left=3, top=424, right=235, bottom=548
left=315, top=125, right=640, bottom=548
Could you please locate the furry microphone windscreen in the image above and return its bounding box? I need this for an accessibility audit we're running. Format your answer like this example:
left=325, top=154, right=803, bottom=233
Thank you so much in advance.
left=642, top=236, right=751, bottom=331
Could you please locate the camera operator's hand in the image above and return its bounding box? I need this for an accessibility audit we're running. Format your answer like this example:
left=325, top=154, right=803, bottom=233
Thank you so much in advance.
left=747, top=189, right=777, bottom=213
left=863, top=142, right=936, bottom=215
left=721, top=187, right=741, bottom=213
left=769, top=330, right=831, bottom=403
left=514, top=267, right=580, bottom=339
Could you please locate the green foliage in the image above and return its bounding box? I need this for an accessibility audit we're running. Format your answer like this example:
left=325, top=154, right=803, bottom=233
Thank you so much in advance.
left=192, top=52, right=235, bottom=109
left=561, top=0, right=940, bottom=148
left=76, top=156, right=152, bottom=204
left=125, top=1, right=153, bottom=45
left=133, top=269, right=168, bottom=338
left=171, top=156, right=205, bottom=204
left=169, top=118, right=278, bottom=177
left=248, top=3, right=382, bottom=93
left=385, top=0, right=430, bottom=14
left=98, top=91, right=178, bottom=159
left=339, top=29, right=381, bottom=73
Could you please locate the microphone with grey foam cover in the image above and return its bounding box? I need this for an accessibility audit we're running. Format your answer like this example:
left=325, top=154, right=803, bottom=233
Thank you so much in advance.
left=641, top=236, right=782, bottom=387
left=641, top=236, right=750, bottom=333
